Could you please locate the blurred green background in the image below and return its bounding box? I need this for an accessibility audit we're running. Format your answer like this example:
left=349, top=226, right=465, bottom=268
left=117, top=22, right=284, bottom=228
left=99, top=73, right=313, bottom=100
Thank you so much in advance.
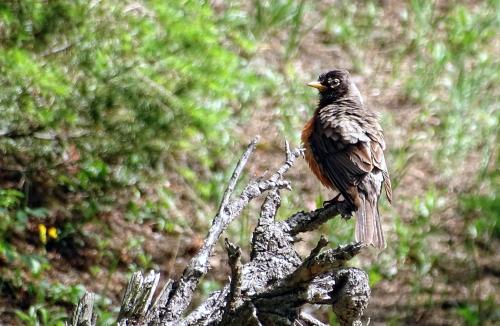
left=0, top=0, right=498, bottom=325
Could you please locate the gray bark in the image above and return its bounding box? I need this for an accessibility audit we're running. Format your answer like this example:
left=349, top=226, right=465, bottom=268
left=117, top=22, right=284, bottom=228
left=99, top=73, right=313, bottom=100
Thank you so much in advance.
left=69, top=138, right=371, bottom=326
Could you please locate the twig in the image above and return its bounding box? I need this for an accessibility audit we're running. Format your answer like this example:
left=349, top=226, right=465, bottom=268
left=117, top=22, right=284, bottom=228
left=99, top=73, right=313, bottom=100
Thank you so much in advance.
left=285, top=201, right=350, bottom=235
left=40, top=41, right=74, bottom=57
left=286, top=242, right=364, bottom=285
left=298, top=312, right=328, bottom=326
left=308, top=235, right=329, bottom=259
left=223, top=238, right=243, bottom=314
left=218, top=137, right=260, bottom=216
left=273, top=141, right=304, bottom=181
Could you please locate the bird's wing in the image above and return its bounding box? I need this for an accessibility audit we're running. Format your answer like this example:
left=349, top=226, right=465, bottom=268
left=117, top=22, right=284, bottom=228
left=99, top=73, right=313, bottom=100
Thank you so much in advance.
left=310, top=116, right=373, bottom=207
left=311, top=105, right=393, bottom=205
left=368, top=133, right=392, bottom=204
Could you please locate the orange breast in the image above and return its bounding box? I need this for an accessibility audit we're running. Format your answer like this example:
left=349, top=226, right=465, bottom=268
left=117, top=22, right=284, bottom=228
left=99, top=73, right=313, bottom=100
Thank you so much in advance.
left=301, top=117, right=335, bottom=189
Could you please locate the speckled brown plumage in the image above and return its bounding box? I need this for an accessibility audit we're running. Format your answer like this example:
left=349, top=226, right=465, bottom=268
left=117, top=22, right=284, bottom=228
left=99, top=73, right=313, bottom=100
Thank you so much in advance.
left=302, top=69, right=392, bottom=249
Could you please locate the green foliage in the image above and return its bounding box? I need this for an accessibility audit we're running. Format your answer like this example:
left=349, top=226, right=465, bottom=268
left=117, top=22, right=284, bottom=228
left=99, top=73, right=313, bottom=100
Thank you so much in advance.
left=462, top=156, right=500, bottom=243
left=400, top=1, right=499, bottom=169
left=321, top=1, right=380, bottom=47
left=463, top=194, right=500, bottom=241
left=251, top=0, right=306, bottom=39
left=15, top=305, right=67, bottom=326
left=455, top=297, right=500, bottom=326
left=0, top=0, right=261, bottom=322
left=247, top=0, right=308, bottom=59
left=0, top=0, right=253, bottom=197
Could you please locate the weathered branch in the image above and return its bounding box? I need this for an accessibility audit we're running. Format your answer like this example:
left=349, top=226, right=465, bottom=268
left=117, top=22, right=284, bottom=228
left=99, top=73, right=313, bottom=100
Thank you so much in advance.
left=69, top=139, right=371, bottom=326
left=160, top=137, right=300, bottom=323
left=159, top=137, right=261, bottom=322
left=285, top=242, right=364, bottom=286
left=117, top=270, right=160, bottom=324
left=70, top=292, right=96, bottom=326
left=285, top=201, right=352, bottom=235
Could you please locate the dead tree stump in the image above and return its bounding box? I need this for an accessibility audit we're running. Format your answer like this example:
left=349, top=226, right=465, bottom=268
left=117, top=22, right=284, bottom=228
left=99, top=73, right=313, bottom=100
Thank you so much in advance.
left=70, top=137, right=371, bottom=326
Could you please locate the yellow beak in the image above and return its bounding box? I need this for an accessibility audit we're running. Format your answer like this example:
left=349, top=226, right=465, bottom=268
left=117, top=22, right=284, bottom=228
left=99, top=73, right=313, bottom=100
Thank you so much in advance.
left=307, top=81, right=327, bottom=92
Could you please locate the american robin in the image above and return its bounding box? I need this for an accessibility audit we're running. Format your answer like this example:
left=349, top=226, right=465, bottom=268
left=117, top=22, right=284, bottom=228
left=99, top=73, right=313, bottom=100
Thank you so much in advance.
left=302, top=69, right=392, bottom=249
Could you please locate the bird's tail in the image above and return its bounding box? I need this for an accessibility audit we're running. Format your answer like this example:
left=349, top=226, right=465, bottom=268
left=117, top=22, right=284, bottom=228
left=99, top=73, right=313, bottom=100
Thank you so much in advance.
left=355, top=174, right=386, bottom=250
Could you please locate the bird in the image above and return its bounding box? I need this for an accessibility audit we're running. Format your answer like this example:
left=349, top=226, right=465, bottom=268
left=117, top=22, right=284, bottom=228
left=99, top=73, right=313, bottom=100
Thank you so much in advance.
left=301, top=69, right=392, bottom=249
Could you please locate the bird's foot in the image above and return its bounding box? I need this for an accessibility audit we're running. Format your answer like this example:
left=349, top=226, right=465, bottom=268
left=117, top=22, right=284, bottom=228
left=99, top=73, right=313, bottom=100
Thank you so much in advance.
left=322, top=194, right=342, bottom=207
left=337, top=201, right=354, bottom=220
left=322, top=195, right=353, bottom=220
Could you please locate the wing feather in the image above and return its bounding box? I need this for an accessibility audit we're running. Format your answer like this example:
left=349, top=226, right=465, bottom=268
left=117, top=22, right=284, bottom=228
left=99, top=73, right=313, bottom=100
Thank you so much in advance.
left=310, top=118, right=371, bottom=208
left=310, top=105, right=393, bottom=206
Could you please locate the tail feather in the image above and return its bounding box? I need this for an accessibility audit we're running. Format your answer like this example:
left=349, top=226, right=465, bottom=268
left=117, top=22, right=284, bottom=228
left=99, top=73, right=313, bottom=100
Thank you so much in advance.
left=383, top=171, right=393, bottom=204
left=355, top=174, right=386, bottom=249
left=355, top=194, right=373, bottom=245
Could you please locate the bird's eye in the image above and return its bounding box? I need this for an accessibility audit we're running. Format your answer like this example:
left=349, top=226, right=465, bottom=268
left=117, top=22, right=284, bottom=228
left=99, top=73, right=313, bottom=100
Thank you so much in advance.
left=328, top=78, right=340, bottom=88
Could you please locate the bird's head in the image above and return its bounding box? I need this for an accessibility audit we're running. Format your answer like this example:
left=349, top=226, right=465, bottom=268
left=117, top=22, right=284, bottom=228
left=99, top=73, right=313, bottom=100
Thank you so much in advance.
left=307, top=69, right=357, bottom=105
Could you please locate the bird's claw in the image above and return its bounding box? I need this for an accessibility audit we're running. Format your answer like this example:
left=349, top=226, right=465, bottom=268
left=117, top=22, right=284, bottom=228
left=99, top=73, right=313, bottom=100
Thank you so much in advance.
left=323, top=198, right=353, bottom=220
left=322, top=199, right=336, bottom=207
left=322, top=194, right=342, bottom=207
left=339, top=201, right=354, bottom=220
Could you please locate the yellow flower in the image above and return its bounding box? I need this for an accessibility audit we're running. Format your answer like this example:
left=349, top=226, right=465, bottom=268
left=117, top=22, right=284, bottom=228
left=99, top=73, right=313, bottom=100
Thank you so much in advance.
left=38, top=224, right=47, bottom=245
left=48, top=227, right=58, bottom=240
